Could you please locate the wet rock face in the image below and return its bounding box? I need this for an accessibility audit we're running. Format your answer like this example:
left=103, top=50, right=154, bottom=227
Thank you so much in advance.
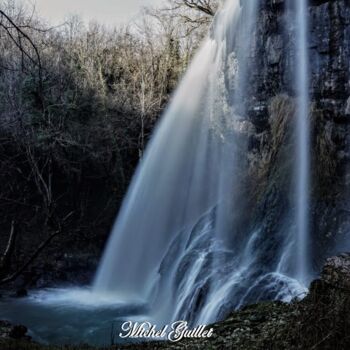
left=310, top=1, right=350, bottom=115
left=242, top=0, right=350, bottom=271
left=304, top=1, right=350, bottom=264
left=246, top=0, right=350, bottom=129
left=248, top=0, right=350, bottom=113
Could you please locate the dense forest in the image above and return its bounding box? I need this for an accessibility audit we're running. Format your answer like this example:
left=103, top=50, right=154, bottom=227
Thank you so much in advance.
left=0, top=0, right=218, bottom=287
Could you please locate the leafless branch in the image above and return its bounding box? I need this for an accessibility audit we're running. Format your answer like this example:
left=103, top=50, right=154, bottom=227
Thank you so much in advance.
left=0, top=212, right=74, bottom=286
left=179, top=0, right=217, bottom=16
left=0, top=9, right=43, bottom=103
left=0, top=220, right=16, bottom=275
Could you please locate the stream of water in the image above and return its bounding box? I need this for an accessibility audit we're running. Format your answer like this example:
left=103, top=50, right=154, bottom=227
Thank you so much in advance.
left=295, top=0, right=311, bottom=285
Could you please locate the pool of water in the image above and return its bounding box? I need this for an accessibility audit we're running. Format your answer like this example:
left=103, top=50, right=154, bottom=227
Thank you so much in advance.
left=0, top=288, right=148, bottom=346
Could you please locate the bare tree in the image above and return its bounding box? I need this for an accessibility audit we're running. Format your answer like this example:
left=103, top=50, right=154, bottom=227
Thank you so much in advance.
left=0, top=8, right=44, bottom=108
left=158, top=0, right=219, bottom=36
left=175, top=0, right=218, bottom=16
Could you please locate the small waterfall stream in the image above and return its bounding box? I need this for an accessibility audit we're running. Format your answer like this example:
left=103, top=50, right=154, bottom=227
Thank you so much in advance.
left=295, top=0, right=311, bottom=285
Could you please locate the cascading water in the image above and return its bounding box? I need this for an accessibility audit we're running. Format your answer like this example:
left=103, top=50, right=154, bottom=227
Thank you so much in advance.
left=93, top=0, right=242, bottom=300
left=93, top=0, right=310, bottom=327
left=295, top=0, right=311, bottom=285
left=277, top=0, right=311, bottom=286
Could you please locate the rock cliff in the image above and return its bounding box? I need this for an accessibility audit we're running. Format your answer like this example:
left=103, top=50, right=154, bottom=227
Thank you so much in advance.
left=241, top=0, right=350, bottom=273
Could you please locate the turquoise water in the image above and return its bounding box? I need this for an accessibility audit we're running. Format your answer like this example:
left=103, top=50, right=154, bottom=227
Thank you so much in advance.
left=0, top=288, right=147, bottom=346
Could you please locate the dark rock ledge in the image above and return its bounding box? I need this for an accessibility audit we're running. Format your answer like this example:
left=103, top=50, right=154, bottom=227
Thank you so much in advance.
left=2, top=253, right=350, bottom=350
left=0, top=320, right=30, bottom=342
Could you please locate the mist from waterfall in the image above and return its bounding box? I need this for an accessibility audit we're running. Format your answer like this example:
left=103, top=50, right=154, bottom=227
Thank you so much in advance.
left=93, top=0, right=311, bottom=327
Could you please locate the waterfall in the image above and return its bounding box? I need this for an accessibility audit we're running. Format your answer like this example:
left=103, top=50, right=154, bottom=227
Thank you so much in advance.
left=93, top=0, right=244, bottom=303
left=93, top=0, right=310, bottom=327
left=295, top=0, right=311, bottom=285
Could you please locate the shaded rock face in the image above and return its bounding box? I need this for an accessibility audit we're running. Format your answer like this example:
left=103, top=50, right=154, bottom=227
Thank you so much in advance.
left=239, top=0, right=350, bottom=274
left=246, top=0, right=350, bottom=114
left=300, top=253, right=350, bottom=350
left=321, top=252, right=350, bottom=289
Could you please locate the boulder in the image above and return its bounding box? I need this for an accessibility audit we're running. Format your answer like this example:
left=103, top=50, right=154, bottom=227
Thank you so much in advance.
left=0, top=320, right=30, bottom=341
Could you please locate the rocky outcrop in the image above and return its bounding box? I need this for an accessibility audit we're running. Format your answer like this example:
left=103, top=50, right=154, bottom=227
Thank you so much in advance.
left=120, top=253, right=350, bottom=349
left=0, top=320, right=30, bottom=342
left=321, top=252, right=350, bottom=288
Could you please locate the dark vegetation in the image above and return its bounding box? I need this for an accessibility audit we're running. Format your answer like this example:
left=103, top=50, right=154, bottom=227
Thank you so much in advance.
left=0, top=0, right=218, bottom=289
